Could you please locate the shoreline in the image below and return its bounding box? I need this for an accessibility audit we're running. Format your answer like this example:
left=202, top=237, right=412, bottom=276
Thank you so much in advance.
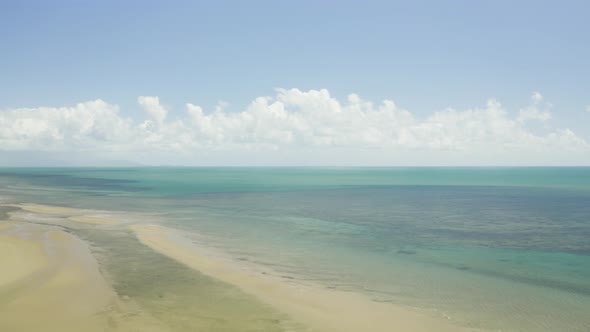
left=0, top=220, right=116, bottom=331
left=0, top=202, right=295, bottom=331
left=2, top=201, right=478, bottom=331
left=3, top=167, right=590, bottom=332
left=132, top=223, right=477, bottom=332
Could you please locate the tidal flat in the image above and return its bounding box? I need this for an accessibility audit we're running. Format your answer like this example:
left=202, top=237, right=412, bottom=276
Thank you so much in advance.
left=1, top=167, right=590, bottom=331
left=0, top=204, right=297, bottom=332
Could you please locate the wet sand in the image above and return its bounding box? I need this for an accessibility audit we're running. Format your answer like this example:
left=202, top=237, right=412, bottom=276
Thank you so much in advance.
left=1, top=201, right=479, bottom=332
left=132, top=224, right=477, bottom=332
left=9, top=203, right=121, bottom=225
left=0, top=203, right=296, bottom=332
left=0, top=221, right=115, bottom=332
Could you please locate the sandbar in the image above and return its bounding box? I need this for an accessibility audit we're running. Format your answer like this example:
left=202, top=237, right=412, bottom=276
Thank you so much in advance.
left=11, top=203, right=89, bottom=215
left=6, top=203, right=120, bottom=225
left=132, top=224, right=478, bottom=332
left=69, top=215, right=119, bottom=225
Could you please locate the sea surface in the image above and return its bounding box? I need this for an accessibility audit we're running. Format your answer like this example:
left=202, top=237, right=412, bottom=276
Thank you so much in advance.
left=1, top=167, right=590, bottom=331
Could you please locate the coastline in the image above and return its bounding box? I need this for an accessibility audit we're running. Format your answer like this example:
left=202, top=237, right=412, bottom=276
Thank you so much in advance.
left=0, top=204, right=176, bottom=332
left=132, top=223, right=477, bottom=332
left=0, top=202, right=295, bottom=331
left=0, top=201, right=478, bottom=331
left=2, top=167, right=590, bottom=332
left=0, top=220, right=116, bottom=331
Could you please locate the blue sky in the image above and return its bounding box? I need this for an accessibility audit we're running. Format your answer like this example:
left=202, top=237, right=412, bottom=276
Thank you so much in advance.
left=0, top=0, right=589, bottom=165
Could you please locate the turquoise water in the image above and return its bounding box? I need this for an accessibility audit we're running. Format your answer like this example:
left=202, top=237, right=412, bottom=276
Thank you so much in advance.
left=1, top=167, right=590, bottom=331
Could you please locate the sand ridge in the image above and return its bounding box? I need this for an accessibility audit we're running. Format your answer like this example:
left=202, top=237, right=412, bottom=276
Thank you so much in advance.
left=2, top=202, right=481, bottom=331
left=6, top=203, right=122, bottom=226
left=68, top=215, right=119, bottom=225
left=132, top=224, right=480, bottom=332
left=10, top=203, right=90, bottom=216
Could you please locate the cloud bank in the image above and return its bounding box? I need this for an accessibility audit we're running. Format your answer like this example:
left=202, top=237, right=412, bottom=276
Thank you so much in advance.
left=0, top=89, right=588, bottom=166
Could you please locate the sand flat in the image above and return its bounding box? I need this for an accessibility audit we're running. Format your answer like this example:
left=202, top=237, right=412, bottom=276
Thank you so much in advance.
left=132, top=224, right=478, bottom=332
left=69, top=215, right=119, bottom=225
left=0, top=222, right=15, bottom=232
left=1, top=206, right=176, bottom=332
left=0, top=222, right=118, bottom=332
left=0, top=226, right=48, bottom=286
left=5, top=203, right=120, bottom=225
left=11, top=203, right=89, bottom=216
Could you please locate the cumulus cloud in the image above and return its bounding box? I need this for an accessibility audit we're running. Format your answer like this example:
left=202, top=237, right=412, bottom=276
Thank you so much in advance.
left=517, top=92, right=551, bottom=123
left=138, top=96, right=168, bottom=123
left=0, top=99, right=132, bottom=151
left=0, top=89, right=588, bottom=165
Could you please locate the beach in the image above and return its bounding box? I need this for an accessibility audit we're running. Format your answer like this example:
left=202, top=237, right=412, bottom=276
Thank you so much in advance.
left=0, top=204, right=174, bottom=332
left=0, top=201, right=472, bottom=332
left=4, top=1, right=590, bottom=330
left=132, top=224, right=472, bottom=332
left=0, top=219, right=115, bottom=332
left=1, top=167, right=589, bottom=331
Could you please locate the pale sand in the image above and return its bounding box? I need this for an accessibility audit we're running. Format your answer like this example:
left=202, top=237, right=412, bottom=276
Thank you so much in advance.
left=2, top=202, right=478, bottom=331
left=11, top=203, right=89, bottom=215
left=7, top=203, right=120, bottom=225
left=0, top=221, right=167, bottom=332
left=132, top=224, right=479, bottom=332
left=0, top=222, right=15, bottom=232
left=0, top=222, right=113, bottom=331
left=0, top=223, right=47, bottom=286
left=69, top=215, right=119, bottom=225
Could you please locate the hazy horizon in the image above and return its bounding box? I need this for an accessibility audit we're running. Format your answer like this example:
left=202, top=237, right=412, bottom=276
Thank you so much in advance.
left=2, top=1, right=590, bottom=166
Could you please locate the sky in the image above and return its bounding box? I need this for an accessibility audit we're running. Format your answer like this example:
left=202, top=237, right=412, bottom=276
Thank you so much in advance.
left=0, top=0, right=589, bottom=166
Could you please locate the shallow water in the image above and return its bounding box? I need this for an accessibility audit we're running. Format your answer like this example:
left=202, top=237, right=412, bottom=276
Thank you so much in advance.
left=1, top=167, right=589, bottom=331
left=79, top=228, right=298, bottom=332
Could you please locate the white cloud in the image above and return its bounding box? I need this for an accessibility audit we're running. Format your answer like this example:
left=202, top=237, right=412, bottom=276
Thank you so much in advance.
left=517, top=92, right=551, bottom=123
left=0, top=89, right=588, bottom=165
left=138, top=96, right=168, bottom=123
left=0, top=99, right=132, bottom=151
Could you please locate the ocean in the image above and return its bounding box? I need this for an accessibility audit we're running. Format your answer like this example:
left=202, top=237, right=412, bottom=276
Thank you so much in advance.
left=1, top=167, right=589, bottom=331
